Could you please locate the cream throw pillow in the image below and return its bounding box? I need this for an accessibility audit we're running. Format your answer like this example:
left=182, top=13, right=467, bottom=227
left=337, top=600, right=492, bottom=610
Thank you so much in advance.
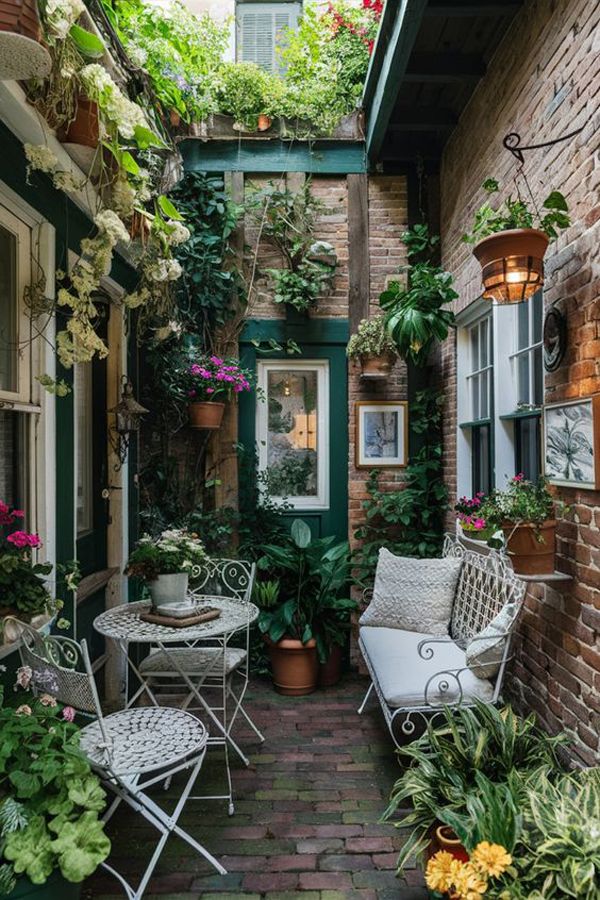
left=466, top=602, right=520, bottom=679
left=359, top=548, right=461, bottom=635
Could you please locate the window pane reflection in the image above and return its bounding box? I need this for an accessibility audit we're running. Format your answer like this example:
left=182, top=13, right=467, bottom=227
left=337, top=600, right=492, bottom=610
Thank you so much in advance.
left=267, top=369, right=318, bottom=497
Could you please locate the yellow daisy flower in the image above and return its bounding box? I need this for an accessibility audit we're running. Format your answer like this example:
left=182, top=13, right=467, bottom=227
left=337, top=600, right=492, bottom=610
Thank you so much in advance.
left=450, top=861, right=488, bottom=899
left=425, top=850, right=456, bottom=894
left=471, top=842, right=513, bottom=878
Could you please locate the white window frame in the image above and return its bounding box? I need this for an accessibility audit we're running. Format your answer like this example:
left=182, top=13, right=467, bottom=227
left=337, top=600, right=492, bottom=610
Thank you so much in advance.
left=466, top=314, right=492, bottom=422
left=256, top=359, right=329, bottom=511
left=509, top=294, right=543, bottom=408
left=236, top=1, right=301, bottom=73
left=0, top=203, right=33, bottom=405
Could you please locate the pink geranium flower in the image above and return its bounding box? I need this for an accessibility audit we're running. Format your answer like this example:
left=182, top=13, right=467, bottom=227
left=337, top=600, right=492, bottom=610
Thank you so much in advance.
left=62, top=706, right=76, bottom=722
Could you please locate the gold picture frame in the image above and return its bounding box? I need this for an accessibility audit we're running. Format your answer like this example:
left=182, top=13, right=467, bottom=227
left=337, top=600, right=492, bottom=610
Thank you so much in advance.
left=355, top=401, right=408, bottom=469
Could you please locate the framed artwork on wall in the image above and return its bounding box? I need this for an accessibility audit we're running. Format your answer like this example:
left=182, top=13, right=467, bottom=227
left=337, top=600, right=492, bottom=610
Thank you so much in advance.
left=355, top=401, right=408, bottom=468
left=543, top=395, right=600, bottom=489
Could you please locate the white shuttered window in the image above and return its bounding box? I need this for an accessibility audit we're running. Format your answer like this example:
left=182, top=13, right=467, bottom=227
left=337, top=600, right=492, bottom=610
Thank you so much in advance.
left=236, top=2, right=301, bottom=73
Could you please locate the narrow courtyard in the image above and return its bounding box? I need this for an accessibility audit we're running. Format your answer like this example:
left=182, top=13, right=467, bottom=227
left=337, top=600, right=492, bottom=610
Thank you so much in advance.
left=84, top=675, right=427, bottom=900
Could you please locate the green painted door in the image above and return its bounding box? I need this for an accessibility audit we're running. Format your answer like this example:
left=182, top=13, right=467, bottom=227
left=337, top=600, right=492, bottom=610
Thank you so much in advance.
left=239, top=318, right=349, bottom=541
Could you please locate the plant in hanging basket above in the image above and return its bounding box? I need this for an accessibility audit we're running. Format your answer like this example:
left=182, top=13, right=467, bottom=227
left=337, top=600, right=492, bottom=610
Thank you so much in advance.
left=463, top=179, right=570, bottom=304
left=183, top=354, right=254, bottom=429
left=346, top=314, right=398, bottom=378
left=0, top=0, right=52, bottom=81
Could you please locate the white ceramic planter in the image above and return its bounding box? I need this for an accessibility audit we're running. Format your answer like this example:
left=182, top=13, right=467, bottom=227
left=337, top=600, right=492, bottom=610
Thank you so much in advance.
left=148, top=572, right=189, bottom=608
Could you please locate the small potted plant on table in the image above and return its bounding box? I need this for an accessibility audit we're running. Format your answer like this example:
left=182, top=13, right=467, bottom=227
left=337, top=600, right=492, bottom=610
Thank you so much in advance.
left=0, top=680, right=111, bottom=898
left=346, top=315, right=399, bottom=378
left=184, top=354, right=253, bottom=430
left=257, top=520, right=353, bottom=695
left=125, top=528, right=207, bottom=608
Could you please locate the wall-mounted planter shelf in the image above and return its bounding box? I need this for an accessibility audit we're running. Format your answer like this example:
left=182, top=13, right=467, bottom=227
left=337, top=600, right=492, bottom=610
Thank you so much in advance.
left=516, top=571, right=573, bottom=584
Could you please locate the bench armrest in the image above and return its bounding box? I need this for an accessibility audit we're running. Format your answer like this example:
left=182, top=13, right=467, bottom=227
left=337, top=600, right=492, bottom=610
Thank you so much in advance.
left=418, top=631, right=512, bottom=660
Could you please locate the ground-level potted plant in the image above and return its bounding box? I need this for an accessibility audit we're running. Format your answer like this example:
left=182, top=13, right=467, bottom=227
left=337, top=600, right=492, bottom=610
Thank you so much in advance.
left=257, top=520, right=352, bottom=695
left=484, top=475, right=557, bottom=575
left=125, top=528, right=207, bottom=607
left=184, top=354, right=253, bottom=430
left=346, top=315, right=399, bottom=378
left=0, top=679, right=111, bottom=898
left=463, top=178, right=570, bottom=303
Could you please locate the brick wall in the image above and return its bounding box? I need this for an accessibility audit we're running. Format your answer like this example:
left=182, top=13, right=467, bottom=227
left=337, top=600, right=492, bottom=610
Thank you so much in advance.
left=438, top=0, right=600, bottom=763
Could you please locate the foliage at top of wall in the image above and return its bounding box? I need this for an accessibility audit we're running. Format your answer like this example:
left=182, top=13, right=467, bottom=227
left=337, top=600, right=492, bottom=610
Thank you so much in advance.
left=101, top=0, right=381, bottom=134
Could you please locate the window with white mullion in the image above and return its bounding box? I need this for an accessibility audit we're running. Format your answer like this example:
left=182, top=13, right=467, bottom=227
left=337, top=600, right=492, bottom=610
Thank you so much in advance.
left=510, top=290, right=543, bottom=408
left=466, top=316, right=492, bottom=421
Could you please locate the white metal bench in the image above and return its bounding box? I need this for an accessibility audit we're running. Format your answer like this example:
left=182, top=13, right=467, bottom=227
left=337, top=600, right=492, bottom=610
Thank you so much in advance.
left=358, top=535, right=526, bottom=746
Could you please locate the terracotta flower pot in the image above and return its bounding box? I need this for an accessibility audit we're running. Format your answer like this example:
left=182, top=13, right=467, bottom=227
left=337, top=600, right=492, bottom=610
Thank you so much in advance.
left=188, top=401, right=225, bottom=430
left=257, top=113, right=272, bottom=132
left=266, top=636, right=318, bottom=696
left=503, top=519, right=556, bottom=575
left=169, top=108, right=181, bottom=128
left=318, top=644, right=343, bottom=688
left=473, top=228, right=549, bottom=303
left=432, top=825, right=470, bottom=863
left=360, top=354, right=395, bottom=378
left=0, top=0, right=51, bottom=81
left=63, top=97, right=100, bottom=148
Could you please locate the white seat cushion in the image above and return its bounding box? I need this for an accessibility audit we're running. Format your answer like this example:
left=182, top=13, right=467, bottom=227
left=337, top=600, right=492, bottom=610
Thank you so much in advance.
left=360, top=626, right=494, bottom=708
left=139, top=646, right=246, bottom=677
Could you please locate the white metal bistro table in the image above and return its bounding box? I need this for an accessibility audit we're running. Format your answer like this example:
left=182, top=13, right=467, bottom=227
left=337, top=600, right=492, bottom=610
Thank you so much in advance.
left=93, top=596, right=259, bottom=814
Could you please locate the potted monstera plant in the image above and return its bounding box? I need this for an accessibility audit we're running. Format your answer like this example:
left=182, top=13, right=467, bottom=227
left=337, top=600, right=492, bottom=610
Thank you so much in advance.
left=346, top=315, right=399, bottom=378
left=257, top=520, right=352, bottom=695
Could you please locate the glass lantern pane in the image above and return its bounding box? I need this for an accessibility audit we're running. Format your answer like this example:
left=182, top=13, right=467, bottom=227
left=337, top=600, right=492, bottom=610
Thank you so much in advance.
left=267, top=369, right=318, bottom=497
left=0, top=224, right=18, bottom=393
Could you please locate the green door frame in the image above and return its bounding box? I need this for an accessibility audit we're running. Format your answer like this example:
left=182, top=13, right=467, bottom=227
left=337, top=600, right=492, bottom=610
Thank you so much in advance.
left=239, top=318, right=349, bottom=541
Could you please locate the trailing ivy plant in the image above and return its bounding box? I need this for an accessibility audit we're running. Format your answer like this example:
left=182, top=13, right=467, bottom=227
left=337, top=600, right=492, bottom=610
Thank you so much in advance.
left=246, top=180, right=337, bottom=312
left=462, top=178, right=570, bottom=244
left=380, top=224, right=456, bottom=366
left=353, top=388, right=447, bottom=581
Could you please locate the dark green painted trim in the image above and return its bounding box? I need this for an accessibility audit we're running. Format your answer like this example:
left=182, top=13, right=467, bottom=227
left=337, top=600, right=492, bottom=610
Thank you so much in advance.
left=180, top=139, right=366, bottom=174
left=459, top=418, right=492, bottom=429
left=239, top=319, right=349, bottom=540
left=241, top=317, right=349, bottom=346
left=499, top=409, right=541, bottom=421
left=364, top=0, right=428, bottom=162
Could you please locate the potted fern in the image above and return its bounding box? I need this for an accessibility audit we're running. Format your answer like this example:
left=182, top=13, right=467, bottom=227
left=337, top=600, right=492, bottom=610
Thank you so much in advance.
left=346, top=315, right=398, bottom=378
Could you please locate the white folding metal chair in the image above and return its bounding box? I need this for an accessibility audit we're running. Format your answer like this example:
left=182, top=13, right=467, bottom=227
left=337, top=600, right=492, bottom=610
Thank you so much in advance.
left=16, top=621, right=226, bottom=899
left=139, top=558, right=265, bottom=760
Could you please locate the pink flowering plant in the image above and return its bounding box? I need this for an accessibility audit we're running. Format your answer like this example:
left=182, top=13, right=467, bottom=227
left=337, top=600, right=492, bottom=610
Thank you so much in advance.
left=184, top=355, right=253, bottom=403
left=454, top=492, right=495, bottom=539
left=0, top=670, right=110, bottom=893
left=0, top=502, right=58, bottom=622
left=456, top=476, right=557, bottom=546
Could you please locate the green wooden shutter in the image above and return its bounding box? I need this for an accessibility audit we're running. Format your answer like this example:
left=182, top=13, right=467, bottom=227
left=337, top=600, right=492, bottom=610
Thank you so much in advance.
left=237, top=2, right=301, bottom=73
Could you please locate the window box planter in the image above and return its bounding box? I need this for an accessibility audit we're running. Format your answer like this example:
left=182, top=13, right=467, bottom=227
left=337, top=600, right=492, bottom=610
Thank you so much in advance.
left=188, top=400, right=225, bottom=430
left=503, top=519, right=556, bottom=575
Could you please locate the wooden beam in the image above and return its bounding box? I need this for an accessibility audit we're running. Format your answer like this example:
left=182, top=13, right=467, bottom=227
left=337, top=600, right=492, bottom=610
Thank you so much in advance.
left=180, top=139, right=366, bottom=174
left=404, top=52, right=486, bottom=82
left=424, top=1, right=522, bottom=16
left=364, top=0, right=428, bottom=163
left=389, top=107, right=457, bottom=131
left=347, top=174, right=370, bottom=334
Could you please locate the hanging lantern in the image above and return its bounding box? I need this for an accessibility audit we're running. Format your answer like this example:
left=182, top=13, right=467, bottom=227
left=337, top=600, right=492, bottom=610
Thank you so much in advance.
left=473, top=228, right=549, bottom=304
left=108, top=377, right=148, bottom=469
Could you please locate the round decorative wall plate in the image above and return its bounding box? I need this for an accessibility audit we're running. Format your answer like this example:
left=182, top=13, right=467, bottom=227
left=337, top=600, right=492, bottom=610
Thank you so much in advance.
left=543, top=307, right=567, bottom=372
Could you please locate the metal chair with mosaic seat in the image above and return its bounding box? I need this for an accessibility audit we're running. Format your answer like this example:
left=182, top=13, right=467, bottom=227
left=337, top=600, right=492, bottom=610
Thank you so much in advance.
left=15, top=620, right=226, bottom=900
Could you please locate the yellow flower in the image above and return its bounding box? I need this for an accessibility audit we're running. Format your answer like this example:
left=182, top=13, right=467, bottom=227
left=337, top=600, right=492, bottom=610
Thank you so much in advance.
left=425, top=850, right=457, bottom=893
left=450, top=861, right=488, bottom=899
left=471, top=842, right=512, bottom=878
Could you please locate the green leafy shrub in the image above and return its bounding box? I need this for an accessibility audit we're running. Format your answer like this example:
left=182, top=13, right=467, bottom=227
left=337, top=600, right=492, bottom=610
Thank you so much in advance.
left=463, top=178, right=570, bottom=244
left=346, top=315, right=398, bottom=360
left=215, top=62, right=282, bottom=131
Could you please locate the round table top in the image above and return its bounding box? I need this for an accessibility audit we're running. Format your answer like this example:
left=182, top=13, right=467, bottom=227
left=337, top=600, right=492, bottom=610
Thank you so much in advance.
left=93, top=597, right=259, bottom=643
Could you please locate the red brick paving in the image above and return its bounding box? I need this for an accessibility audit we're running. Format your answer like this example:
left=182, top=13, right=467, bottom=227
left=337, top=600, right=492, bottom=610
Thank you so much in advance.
left=83, top=673, right=427, bottom=899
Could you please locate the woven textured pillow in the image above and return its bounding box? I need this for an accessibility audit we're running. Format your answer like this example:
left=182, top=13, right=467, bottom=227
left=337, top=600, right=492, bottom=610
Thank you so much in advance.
left=359, top=548, right=462, bottom=635
left=466, top=601, right=520, bottom=679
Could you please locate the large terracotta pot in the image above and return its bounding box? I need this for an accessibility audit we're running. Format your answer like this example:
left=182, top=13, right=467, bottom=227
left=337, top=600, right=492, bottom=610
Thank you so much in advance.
left=64, top=97, right=100, bottom=148
left=318, top=644, right=343, bottom=688
left=360, top=354, right=395, bottom=378
left=503, top=519, right=556, bottom=575
left=431, top=825, right=470, bottom=863
left=0, top=0, right=51, bottom=81
left=266, top=636, right=318, bottom=696
left=188, top=401, right=225, bottom=430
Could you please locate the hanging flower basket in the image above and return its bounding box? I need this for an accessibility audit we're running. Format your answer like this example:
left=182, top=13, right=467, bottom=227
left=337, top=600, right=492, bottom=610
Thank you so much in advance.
left=472, top=228, right=549, bottom=304
left=0, top=0, right=52, bottom=81
left=63, top=96, right=100, bottom=148
left=188, top=400, right=225, bottom=430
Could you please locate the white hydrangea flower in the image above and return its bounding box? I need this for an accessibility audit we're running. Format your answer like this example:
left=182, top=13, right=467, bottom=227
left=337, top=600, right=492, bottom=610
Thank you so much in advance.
left=147, top=258, right=182, bottom=282
left=127, top=45, right=148, bottom=68
left=45, top=0, right=84, bottom=38
left=110, top=177, right=137, bottom=217
left=166, top=220, right=191, bottom=246
left=80, top=64, right=114, bottom=96
left=94, top=209, right=131, bottom=246
left=24, top=144, right=58, bottom=174
left=52, top=170, right=86, bottom=192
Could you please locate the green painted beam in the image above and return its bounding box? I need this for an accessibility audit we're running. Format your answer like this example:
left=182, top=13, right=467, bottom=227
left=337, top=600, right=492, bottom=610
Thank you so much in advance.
left=241, top=317, right=349, bottom=346
left=180, top=139, right=366, bottom=174
left=364, top=0, right=428, bottom=163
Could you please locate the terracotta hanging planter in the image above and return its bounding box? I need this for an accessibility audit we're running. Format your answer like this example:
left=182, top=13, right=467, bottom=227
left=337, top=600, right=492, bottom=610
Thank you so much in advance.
left=473, top=228, right=549, bottom=303
left=265, top=636, right=318, bottom=696
left=188, top=401, right=225, bottom=430
left=360, top=353, right=395, bottom=378
left=0, top=0, right=51, bottom=81
left=502, top=519, right=556, bottom=575
left=63, top=96, right=100, bottom=148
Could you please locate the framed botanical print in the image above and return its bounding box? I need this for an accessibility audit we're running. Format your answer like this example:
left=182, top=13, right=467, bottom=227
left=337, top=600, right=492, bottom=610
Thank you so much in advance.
left=543, top=395, right=600, bottom=489
left=355, top=401, right=408, bottom=468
